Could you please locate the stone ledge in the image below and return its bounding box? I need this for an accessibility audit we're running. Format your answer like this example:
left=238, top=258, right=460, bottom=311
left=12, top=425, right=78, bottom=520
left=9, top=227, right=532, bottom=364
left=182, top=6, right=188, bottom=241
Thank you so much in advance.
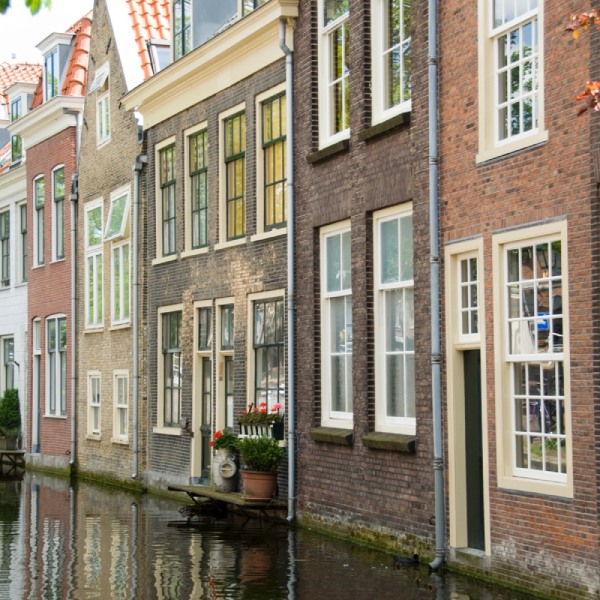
left=358, top=112, right=410, bottom=142
left=309, top=427, right=353, bottom=445
left=306, top=139, right=350, bottom=164
left=362, top=432, right=417, bottom=453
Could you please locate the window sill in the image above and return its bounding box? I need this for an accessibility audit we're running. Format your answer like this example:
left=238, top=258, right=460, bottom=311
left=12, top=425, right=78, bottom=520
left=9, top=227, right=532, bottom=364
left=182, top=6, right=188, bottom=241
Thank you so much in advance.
left=152, top=254, right=178, bottom=266
left=153, top=426, right=183, bottom=436
left=181, top=247, right=209, bottom=259
left=214, top=237, right=247, bottom=251
left=109, top=322, right=131, bottom=331
left=43, top=414, right=67, bottom=419
left=359, top=112, right=410, bottom=142
left=476, top=130, right=548, bottom=165
left=111, top=437, right=129, bottom=445
left=84, top=326, right=104, bottom=334
left=307, top=139, right=350, bottom=165
left=250, top=227, right=287, bottom=243
left=309, top=427, right=353, bottom=446
left=362, top=432, right=417, bottom=454
left=86, top=434, right=101, bottom=441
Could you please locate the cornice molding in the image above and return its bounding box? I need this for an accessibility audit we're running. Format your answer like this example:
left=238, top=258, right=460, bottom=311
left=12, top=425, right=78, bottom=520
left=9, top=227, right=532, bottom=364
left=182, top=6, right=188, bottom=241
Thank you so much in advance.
left=122, top=0, right=298, bottom=128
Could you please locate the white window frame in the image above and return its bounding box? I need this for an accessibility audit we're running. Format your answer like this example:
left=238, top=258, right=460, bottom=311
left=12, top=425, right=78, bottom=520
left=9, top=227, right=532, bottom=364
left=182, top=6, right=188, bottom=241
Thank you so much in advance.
left=374, top=204, right=415, bottom=435
left=246, top=290, right=286, bottom=413
left=111, top=241, right=130, bottom=326
left=457, top=251, right=481, bottom=345
left=318, top=0, right=350, bottom=148
left=46, top=314, right=67, bottom=417
left=104, top=186, right=130, bottom=242
left=371, top=0, right=411, bottom=124
left=44, top=47, right=59, bottom=101
left=33, top=175, right=45, bottom=267
left=85, top=201, right=103, bottom=329
left=320, top=221, right=352, bottom=428
left=0, top=208, right=9, bottom=288
left=216, top=298, right=235, bottom=430
left=477, top=0, right=547, bottom=163
left=493, top=220, right=572, bottom=497
left=113, top=370, right=129, bottom=442
left=154, top=137, right=178, bottom=264
left=0, top=335, right=15, bottom=394
left=254, top=85, right=287, bottom=240
left=87, top=371, right=101, bottom=437
left=97, top=92, right=110, bottom=146
left=154, top=304, right=184, bottom=434
left=183, top=122, right=209, bottom=256
left=17, top=201, right=27, bottom=284
left=52, top=165, right=65, bottom=262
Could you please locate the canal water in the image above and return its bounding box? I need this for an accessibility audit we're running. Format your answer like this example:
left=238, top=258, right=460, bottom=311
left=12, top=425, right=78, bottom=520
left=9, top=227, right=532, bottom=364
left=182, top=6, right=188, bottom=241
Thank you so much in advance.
left=0, top=473, right=534, bottom=600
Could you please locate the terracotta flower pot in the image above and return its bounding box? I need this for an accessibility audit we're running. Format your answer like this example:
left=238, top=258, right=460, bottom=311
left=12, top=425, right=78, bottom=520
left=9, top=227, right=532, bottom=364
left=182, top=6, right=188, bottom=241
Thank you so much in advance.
left=241, top=470, right=277, bottom=502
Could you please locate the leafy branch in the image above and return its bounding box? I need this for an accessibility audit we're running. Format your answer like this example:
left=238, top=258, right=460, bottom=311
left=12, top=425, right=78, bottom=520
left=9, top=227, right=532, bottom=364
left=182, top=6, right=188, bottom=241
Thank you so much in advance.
left=0, top=0, right=51, bottom=15
left=566, top=10, right=600, bottom=113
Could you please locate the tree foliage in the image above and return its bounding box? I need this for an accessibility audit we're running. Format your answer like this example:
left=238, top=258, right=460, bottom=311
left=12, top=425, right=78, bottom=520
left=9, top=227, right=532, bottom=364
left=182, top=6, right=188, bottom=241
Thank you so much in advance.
left=566, top=10, right=600, bottom=113
left=0, top=0, right=51, bottom=15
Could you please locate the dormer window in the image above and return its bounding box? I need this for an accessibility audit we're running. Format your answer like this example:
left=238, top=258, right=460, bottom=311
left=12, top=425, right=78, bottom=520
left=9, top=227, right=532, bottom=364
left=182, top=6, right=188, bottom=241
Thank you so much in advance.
left=171, top=0, right=238, bottom=61
left=10, top=97, right=23, bottom=163
left=44, top=48, right=60, bottom=100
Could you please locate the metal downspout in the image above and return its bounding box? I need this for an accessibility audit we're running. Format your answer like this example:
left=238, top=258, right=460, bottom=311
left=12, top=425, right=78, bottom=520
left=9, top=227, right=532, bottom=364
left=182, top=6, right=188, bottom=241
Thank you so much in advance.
left=132, top=155, right=147, bottom=479
left=279, top=18, right=296, bottom=522
left=428, top=0, right=445, bottom=571
left=67, top=109, right=81, bottom=467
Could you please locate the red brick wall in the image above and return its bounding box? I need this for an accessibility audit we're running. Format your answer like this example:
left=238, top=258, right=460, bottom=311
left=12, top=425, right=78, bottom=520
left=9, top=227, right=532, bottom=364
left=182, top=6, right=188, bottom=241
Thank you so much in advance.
left=26, top=126, right=75, bottom=459
left=440, top=0, right=600, bottom=596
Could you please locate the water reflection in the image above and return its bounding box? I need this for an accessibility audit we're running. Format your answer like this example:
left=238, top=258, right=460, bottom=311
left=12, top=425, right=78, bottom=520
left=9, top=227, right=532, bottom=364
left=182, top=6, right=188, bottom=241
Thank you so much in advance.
left=0, top=474, right=532, bottom=599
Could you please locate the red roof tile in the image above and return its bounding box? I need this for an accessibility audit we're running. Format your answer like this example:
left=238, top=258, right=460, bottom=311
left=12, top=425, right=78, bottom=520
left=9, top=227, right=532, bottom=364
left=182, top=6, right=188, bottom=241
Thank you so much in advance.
left=0, top=62, right=42, bottom=115
left=29, top=13, right=93, bottom=110
left=126, top=0, right=170, bottom=80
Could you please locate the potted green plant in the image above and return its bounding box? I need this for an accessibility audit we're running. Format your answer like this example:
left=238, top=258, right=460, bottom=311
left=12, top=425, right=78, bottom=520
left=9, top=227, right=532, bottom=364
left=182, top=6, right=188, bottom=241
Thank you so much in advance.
left=236, top=435, right=285, bottom=502
left=0, top=388, right=21, bottom=450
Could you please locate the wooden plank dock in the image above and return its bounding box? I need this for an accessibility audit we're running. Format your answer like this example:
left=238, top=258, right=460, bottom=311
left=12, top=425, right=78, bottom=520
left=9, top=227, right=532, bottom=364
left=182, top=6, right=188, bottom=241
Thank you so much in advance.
left=167, top=484, right=287, bottom=522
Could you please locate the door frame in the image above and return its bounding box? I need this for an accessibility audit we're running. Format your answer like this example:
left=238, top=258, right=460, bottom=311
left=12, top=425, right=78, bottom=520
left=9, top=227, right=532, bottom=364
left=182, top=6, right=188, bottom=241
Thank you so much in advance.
left=445, top=239, right=490, bottom=554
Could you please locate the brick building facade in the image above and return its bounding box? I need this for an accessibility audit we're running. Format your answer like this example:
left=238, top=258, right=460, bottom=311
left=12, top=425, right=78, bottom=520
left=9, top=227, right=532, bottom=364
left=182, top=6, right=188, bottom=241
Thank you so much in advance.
left=440, top=0, right=600, bottom=596
left=292, top=0, right=436, bottom=552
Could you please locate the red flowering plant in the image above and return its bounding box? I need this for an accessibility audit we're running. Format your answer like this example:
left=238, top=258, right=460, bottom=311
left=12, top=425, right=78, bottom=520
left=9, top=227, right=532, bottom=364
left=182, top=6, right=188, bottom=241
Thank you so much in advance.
left=209, top=429, right=238, bottom=451
left=238, top=401, right=284, bottom=427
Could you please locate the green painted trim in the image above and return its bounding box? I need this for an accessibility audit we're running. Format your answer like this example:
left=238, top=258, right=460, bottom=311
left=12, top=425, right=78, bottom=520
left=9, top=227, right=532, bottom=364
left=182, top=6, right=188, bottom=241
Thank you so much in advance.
left=362, top=432, right=417, bottom=453
left=309, top=427, right=353, bottom=445
left=358, top=113, right=410, bottom=142
left=306, top=139, right=350, bottom=164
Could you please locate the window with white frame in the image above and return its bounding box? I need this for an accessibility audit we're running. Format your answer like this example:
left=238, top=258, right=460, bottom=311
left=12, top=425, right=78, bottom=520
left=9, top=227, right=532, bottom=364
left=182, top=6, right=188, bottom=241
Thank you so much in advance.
left=104, top=191, right=129, bottom=241
left=0, top=210, right=9, bottom=287
left=52, top=167, right=65, bottom=261
left=458, top=254, right=480, bottom=343
left=261, top=93, right=286, bottom=231
left=34, top=176, right=45, bottom=267
left=374, top=205, right=414, bottom=434
left=114, top=371, right=129, bottom=441
left=10, top=97, right=23, bottom=162
left=189, top=129, right=208, bottom=249
left=85, top=203, right=103, bottom=328
left=17, top=203, right=27, bottom=283
left=321, top=223, right=352, bottom=426
left=1, top=336, right=15, bottom=393
left=111, top=243, right=130, bottom=325
left=97, top=91, right=110, bottom=146
left=253, top=297, right=285, bottom=411
left=47, top=315, right=67, bottom=416
left=478, top=0, right=545, bottom=161
left=44, top=48, right=59, bottom=101
left=160, top=309, right=182, bottom=427
left=87, top=372, right=101, bottom=436
left=224, top=111, right=246, bottom=241
left=173, top=0, right=192, bottom=60
left=318, top=0, right=350, bottom=147
left=371, top=0, right=411, bottom=123
left=504, top=237, right=567, bottom=482
left=219, top=302, right=234, bottom=428
left=159, top=144, right=177, bottom=256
